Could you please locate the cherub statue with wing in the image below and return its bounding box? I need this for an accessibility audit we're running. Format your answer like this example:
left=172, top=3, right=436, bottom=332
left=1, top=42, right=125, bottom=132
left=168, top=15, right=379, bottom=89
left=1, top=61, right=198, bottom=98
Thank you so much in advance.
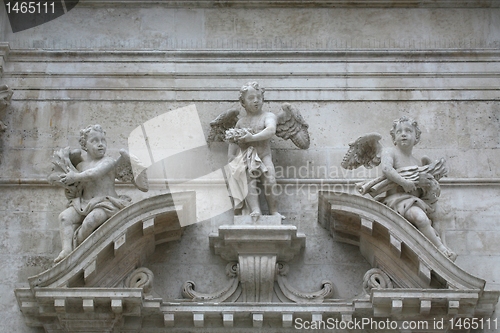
left=342, top=116, right=456, bottom=261
left=208, top=82, right=310, bottom=221
left=48, top=124, right=148, bottom=263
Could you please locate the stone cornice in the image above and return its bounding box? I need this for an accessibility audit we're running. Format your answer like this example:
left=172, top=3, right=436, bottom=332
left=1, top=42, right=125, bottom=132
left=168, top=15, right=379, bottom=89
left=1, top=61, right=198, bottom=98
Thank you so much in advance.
left=74, top=0, right=500, bottom=8
left=7, top=48, right=500, bottom=59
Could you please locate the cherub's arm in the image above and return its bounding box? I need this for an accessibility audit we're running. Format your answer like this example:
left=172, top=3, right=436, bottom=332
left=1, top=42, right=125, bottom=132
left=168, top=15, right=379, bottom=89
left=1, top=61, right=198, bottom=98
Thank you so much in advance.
left=239, top=113, right=277, bottom=143
left=48, top=171, right=65, bottom=187
left=381, top=149, right=416, bottom=193
left=61, top=157, right=116, bottom=185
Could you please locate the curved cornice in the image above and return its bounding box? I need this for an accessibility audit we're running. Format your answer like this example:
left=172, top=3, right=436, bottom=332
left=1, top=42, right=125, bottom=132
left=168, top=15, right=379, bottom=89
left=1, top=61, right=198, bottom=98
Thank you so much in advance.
left=28, top=192, right=195, bottom=289
left=318, top=191, right=485, bottom=290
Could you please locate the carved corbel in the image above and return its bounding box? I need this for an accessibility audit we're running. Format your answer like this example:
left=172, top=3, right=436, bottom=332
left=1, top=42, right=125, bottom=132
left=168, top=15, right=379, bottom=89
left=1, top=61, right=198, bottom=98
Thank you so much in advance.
left=275, top=263, right=334, bottom=303
left=182, top=262, right=241, bottom=302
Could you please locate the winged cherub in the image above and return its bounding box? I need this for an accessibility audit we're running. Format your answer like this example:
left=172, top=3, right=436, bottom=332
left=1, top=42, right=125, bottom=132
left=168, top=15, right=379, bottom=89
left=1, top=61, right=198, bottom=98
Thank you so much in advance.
left=208, top=82, right=310, bottom=221
left=48, top=124, right=148, bottom=263
left=342, top=116, right=456, bottom=261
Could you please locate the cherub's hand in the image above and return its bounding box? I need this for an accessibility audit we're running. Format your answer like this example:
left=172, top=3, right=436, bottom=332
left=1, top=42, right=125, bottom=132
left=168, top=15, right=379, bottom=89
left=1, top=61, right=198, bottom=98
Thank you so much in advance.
left=238, top=129, right=254, bottom=143
left=60, top=171, right=78, bottom=185
left=401, top=179, right=416, bottom=193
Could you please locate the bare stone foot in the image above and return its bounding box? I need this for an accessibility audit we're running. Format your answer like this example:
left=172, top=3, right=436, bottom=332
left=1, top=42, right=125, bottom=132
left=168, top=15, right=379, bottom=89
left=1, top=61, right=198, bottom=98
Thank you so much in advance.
left=445, top=249, right=458, bottom=262
left=54, top=249, right=71, bottom=263
left=439, top=246, right=457, bottom=262
left=250, top=211, right=261, bottom=222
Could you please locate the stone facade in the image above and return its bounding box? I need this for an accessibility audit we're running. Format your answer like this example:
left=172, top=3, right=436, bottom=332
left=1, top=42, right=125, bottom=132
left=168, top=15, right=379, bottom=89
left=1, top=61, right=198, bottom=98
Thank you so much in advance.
left=1, top=1, right=500, bottom=332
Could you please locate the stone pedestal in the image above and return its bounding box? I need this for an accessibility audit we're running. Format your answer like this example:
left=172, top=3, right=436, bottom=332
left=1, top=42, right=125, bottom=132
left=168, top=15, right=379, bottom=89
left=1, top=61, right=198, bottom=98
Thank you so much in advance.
left=209, top=215, right=306, bottom=302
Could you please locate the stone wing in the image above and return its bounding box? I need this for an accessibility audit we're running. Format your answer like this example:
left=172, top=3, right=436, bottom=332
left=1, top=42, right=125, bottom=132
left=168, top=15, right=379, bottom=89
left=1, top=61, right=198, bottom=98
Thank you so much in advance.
left=341, top=132, right=383, bottom=170
left=115, top=149, right=149, bottom=192
left=51, top=147, right=82, bottom=174
left=207, top=108, right=240, bottom=143
left=275, top=103, right=310, bottom=149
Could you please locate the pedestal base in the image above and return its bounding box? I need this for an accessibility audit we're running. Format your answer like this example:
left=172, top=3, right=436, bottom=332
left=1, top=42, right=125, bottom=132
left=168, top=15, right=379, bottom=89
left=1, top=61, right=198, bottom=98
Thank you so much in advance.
left=233, top=214, right=282, bottom=226
left=209, top=216, right=306, bottom=302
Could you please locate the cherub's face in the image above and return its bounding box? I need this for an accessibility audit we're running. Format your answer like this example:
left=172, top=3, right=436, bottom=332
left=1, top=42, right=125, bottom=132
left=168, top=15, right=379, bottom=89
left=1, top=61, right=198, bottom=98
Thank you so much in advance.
left=394, top=121, right=417, bottom=148
left=85, top=130, right=107, bottom=159
left=241, top=87, right=263, bottom=114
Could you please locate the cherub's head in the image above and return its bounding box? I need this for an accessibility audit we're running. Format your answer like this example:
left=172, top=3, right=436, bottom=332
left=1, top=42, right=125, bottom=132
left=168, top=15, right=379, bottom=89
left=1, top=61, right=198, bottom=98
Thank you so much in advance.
left=239, top=82, right=264, bottom=113
left=390, top=116, right=421, bottom=146
left=79, top=124, right=107, bottom=154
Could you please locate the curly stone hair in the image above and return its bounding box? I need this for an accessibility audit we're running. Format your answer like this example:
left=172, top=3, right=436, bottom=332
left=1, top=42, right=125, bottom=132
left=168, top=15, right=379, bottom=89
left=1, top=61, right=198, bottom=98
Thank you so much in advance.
left=79, top=124, right=105, bottom=151
left=389, top=116, right=421, bottom=145
left=239, top=81, right=264, bottom=107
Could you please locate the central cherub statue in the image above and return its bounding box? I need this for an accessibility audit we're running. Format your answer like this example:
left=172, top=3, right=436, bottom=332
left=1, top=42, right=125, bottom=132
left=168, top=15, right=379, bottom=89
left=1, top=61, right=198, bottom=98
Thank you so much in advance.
left=208, top=82, right=310, bottom=221
left=48, top=125, right=148, bottom=263
left=342, top=116, right=456, bottom=261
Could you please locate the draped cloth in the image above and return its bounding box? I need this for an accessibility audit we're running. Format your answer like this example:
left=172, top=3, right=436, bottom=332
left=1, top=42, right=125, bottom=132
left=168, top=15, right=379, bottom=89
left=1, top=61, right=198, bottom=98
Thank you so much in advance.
left=224, top=146, right=268, bottom=210
left=70, top=195, right=131, bottom=247
left=382, top=192, right=434, bottom=216
left=70, top=195, right=131, bottom=217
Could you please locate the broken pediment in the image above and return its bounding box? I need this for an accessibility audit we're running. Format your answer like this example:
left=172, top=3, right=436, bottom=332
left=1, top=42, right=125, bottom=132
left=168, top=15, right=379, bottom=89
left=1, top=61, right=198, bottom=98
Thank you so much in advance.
left=318, top=191, right=499, bottom=318
left=15, top=191, right=498, bottom=332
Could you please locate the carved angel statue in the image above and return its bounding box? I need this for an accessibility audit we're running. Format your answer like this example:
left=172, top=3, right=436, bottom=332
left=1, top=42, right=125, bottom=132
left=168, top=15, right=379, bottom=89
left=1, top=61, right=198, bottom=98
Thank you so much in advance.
left=341, top=116, right=456, bottom=261
left=208, top=82, right=310, bottom=221
left=48, top=124, right=148, bottom=263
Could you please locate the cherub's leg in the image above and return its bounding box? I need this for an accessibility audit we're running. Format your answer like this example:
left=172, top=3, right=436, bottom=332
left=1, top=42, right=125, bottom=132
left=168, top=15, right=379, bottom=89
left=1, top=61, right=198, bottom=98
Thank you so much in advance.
left=405, top=206, right=456, bottom=260
left=246, top=177, right=261, bottom=221
left=261, top=156, right=284, bottom=219
left=76, top=208, right=108, bottom=244
left=54, top=207, right=83, bottom=263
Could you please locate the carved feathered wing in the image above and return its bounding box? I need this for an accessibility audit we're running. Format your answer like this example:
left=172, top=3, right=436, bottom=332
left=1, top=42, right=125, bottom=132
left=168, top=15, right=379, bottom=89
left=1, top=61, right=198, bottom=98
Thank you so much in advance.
left=49, top=147, right=83, bottom=200
left=115, top=149, right=149, bottom=192
left=341, top=132, right=383, bottom=170
left=207, top=108, right=240, bottom=143
left=51, top=147, right=82, bottom=174
left=276, top=103, right=310, bottom=149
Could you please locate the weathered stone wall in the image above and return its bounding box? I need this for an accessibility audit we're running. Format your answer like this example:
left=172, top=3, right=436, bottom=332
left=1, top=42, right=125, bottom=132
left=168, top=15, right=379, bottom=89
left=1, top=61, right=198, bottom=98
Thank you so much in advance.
left=1, top=1, right=499, bottom=332
left=3, top=4, right=500, bottom=49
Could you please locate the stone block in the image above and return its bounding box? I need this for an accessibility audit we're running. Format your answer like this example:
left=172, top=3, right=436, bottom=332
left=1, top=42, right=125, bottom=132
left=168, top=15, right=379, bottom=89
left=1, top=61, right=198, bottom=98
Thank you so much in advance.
left=233, top=214, right=282, bottom=226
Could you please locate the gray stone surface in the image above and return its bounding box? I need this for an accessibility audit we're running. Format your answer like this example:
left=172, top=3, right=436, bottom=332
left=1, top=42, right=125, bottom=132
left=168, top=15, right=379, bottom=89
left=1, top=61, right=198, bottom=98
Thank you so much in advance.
left=1, top=1, right=500, bottom=332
